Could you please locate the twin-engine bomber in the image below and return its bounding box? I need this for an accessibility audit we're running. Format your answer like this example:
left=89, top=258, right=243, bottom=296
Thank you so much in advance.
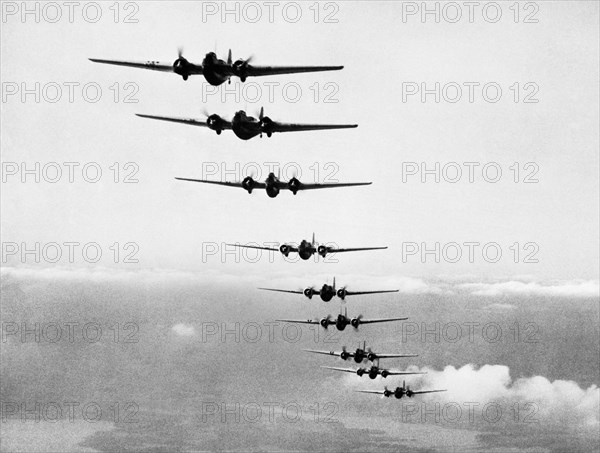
left=227, top=234, right=387, bottom=260
left=90, top=49, right=344, bottom=84
left=277, top=308, right=407, bottom=331
left=135, top=107, right=357, bottom=140
left=175, top=173, right=371, bottom=198
left=322, top=363, right=426, bottom=380
left=304, top=341, right=418, bottom=363
left=259, top=277, right=398, bottom=301
left=356, top=381, right=447, bottom=398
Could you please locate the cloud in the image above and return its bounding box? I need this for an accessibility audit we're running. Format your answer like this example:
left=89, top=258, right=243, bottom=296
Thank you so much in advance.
left=342, top=364, right=599, bottom=428
left=483, top=303, right=516, bottom=310
left=171, top=323, right=196, bottom=337
left=419, top=364, right=599, bottom=427
left=458, top=280, right=599, bottom=298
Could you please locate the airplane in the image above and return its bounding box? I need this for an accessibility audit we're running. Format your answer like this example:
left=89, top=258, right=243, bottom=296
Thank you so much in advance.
left=135, top=107, right=357, bottom=140
left=304, top=341, right=418, bottom=363
left=227, top=234, right=387, bottom=261
left=276, top=307, right=407, bottom=331
left=175, top=173, right=371, bottom=198
left=356, top=380, right=447, bottom=398
left=321, top=361, right=426, bottom=380
left=259, top=277, right=398, bottom=301
left=90, top=49, right=344, bottom=85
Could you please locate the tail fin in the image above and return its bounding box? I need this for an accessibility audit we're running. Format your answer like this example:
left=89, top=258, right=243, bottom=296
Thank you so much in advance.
left=259, top=106, right=264, bottom=120
left=227, top=49, right=232, bottom=65
left=312, top=232, right=315, bottom=245
left=333, top=277, right=336, bottom=290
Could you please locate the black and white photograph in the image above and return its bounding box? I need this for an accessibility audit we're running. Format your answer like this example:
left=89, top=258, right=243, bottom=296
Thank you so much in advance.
left=1, top=1, right=599, bottom=452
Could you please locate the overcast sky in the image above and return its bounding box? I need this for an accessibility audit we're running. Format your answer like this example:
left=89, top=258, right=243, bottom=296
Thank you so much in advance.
left=2, top=1, right=598, bottom=281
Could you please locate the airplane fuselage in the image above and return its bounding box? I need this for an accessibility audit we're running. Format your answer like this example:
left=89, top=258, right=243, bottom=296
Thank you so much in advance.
left=201, top=53, right=232, bottom=85
left=231, top=111, right=265, bottom=140
left=297, top=240, right=316, bottom=260
left=319, top=284, right=336, bottom=302
left=357, top=366, right=382, bottom=379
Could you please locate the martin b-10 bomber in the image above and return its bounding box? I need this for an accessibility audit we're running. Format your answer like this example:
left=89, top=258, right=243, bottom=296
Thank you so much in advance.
left=259, top=277, right=398, bottom=301
left=135, top=107, right=357, bottom=140
left=227, top=234, right=387, bottom=260
left=304, top=341, right=418, bottom=363
left=175, top=173, right=371, bottom=198
left=276, top=307, right=407, bottom=331
left=90, top=48, right=344, bottom=85
left=321, top=361, right=426, bottom=380
left=356, top=380, right=447, bottom=398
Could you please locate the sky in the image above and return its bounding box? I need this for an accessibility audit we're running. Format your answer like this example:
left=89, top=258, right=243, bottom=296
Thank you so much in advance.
left=1, top=2, right=599, bottom=452
left=1, top=0, right=598, bottom=282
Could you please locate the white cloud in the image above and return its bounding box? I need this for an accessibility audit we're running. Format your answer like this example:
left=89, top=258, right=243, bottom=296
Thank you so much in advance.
left=419, top=364, right=599, bottom=427
left=171, top=323, right=196, bottom=337
left=343, top=364, right=599, bottom=428
left=458, top=280, right=599, bottom=298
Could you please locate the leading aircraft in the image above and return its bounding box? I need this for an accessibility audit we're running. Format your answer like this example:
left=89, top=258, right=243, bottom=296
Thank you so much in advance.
left=276, top=308, right=407, bottom=331
left=259, top=277, right=398, bottom=301
left=356, top=380, right=447, bottom=398
left=322, top=361, right=426, bottom=380
left=90, top=49, right=344, bottom=85
left=175, top=173, right=371, bottom=198
left=304, top=341, right=418, bottom=363
left=135, top=107, right=357, bottom=140
left=227, top=234, right=387, bottom=260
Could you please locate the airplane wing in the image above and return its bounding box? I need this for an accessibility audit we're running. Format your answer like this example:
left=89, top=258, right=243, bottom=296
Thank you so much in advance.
left=175, top=178, right=266, bottom=189
left=321, top=366, right=357, bottom=374
left=268, top=122, right=358, bottom=133
left=327, top=247, right=388, bottom=254
left=384, top=371, right=427, bottom=376
left=275, top=319, right=321, bottom=325
left=343, top=289, right=398, bottom=296
left=245, top=65, right=343, bottom=77
left=411, top=389, right=447, bottom=395
left=354, top=389, right=385, bottom=395
left=135, top=114, right=232, bottom=129
left=89, top=58, right=191, bottom=73
left=303, top=349, right=345, bottom=357
left=295, top=182, right=372, bottom=191
left=374, top=353, right=419, bottom=359
left=359, top=317, right=408, bottom=324
left=258, top=288, right=304, bottom=295
left=225, top=244, right=281, bottom=252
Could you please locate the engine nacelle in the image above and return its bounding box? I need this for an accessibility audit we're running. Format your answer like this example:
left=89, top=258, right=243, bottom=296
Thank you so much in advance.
left=206, top=114, right=225, bottom=134
left=340, top=351, right=350, bottom=360
left=173, top=57, right=191, bottom=79
left=320, top=318, right=330, bottom=329
left=367, top=352, right=377, bottom=362
left=406, top=390, right=413, bottom=398
left=351, top=317, right=361, bottom=328
left=279, top=245, right=290, bottom=256
left=288, top=177, right=301, bottom=195
left=381, top=370, right=389, bottom=378
left=337, top=288, right=347, bottom=300
left=241, top=176, right=255, bottom=194
left=384, top=388, right=393, bottom=398
left=303, top=288, right=314, bottom=299
left=317, top=245, right=328, bottom=257
left=356, top=369, right=365, bottom=377
left=266, top=184, right=280, bottom=198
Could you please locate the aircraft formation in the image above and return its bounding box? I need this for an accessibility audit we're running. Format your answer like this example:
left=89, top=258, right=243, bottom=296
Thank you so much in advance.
left=90, top=48, right=445, bottom=402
